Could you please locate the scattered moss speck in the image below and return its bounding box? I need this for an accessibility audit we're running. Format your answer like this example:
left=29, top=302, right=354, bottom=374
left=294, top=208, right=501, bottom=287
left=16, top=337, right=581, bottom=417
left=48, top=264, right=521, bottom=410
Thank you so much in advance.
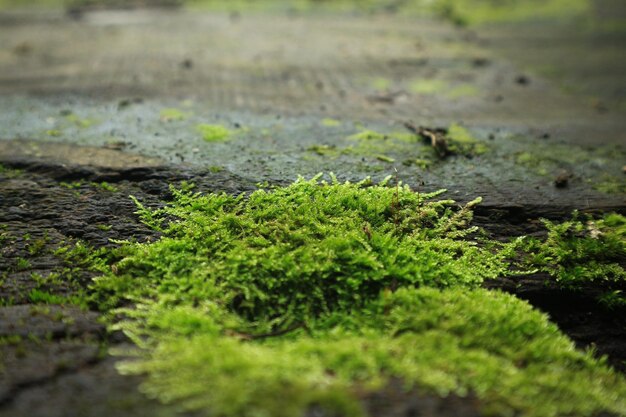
left=160, top=108, right=189, bottom=122
left=196, top=124, right=232, bottom=142
left=321, top=118, right=342, bottom=127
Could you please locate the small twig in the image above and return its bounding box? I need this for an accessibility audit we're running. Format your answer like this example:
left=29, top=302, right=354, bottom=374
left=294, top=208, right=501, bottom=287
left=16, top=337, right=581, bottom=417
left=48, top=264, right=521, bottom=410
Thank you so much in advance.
left=403, top=121, right=448, bottom=158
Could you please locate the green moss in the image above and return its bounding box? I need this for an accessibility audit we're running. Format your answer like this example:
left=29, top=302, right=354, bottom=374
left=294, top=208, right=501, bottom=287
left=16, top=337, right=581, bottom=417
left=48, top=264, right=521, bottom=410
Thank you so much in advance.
left=445, top=84, right=480, bottom=99
left=15, top=257, right=31, bottom=271
left=321, top=118, right=341, bottom=127
left=307, top=144, right=339, bottom=157
left=446, top=123, right=489, bottom=156
left=409, top=80, right=481, bottom=100
left=45, top=129, right=62, bottom=137
left=347, top=129, right=389, bottom=141
left=594, top=176, right=626, bottom=194
left=513, top=141, right=625, bottom=191
left=160, top=108, right=189, bottom=122
left=196, top=124, right=231, bottom=142
left=91, top=182, right=118, bottom=192
left=28, top=289, right=87, bottom=307
left=94, top=177, right=506, bottom=315
left=0, top=163, right=23, bottom=178
left=518, top=212, right=626, bottom=305
left=64, top=113, right=96, bottom=129
left=403, top=158, right=433, bottom=169
left=83, top=177, right=626, bottom=417
left=59, top=180, right=85, bottom=189
left=343, top=129, right=438, bottom=165
left=409, top=79, right=449, bottom=95
left=112, top=286, right=625, bottom=417
left=375, top=154, right=395, bottom=163
left=433, top=0, right=590, bottom=25
left=370, top=77, right=392, bottom=91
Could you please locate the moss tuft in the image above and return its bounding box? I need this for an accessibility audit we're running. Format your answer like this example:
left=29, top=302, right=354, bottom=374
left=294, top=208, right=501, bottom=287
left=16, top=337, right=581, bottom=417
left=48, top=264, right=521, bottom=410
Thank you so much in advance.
left=518, top=212, right=625, bottom=293
left=85, top=177, right=626, bottom=417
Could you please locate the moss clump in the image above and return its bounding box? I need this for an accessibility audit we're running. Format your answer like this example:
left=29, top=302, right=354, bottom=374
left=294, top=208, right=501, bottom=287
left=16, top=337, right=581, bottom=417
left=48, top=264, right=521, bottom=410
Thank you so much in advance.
left=89, top=176, right=626, bottom=417
left=518, top=213, right=626, bottom=306
left=196, top=123, right=231, bottom=142
left=95, top=176, right=506, bottom=318
left=115, top=287, right=626, bottom=417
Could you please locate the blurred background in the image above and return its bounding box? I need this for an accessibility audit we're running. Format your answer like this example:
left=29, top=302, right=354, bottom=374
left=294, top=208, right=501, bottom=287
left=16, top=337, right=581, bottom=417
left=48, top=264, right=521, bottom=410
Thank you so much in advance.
left=1, top=0, right=625, bottom=115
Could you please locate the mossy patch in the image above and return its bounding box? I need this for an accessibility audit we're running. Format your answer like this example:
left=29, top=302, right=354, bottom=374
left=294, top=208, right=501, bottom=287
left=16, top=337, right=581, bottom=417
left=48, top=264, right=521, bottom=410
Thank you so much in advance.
left=196, top=124, right=232, bottom=142
left=446, top=83, right=480, bottom=99
left=513, top=141, right=625, bottom=194
left=594, top=175, right=626, bottom=195
left=432, top=0, right=590, bottom=25
left=321, top=118, right=342, bottom=127
left=347, top=129, right=389, bottom=141
left=409, top=79, right=480, bottom=100
left=369, top=77, right=392, bottom=91
left=409, top=79, right=449, bottom=95
left=0, top=163, right=23, bottom=178
left=517, top=212, right=626, bottom=308
left=160, top=108, right=189, bottom=122
left=63, top=112, right=97, bottom=129
left=45, top=129, right=62, bottom=137
left=446, top=123, right=489, bottom=155
left=303, top=129, right=438, bottom=168
left=307, top=144, right=339, bottom=157
left=83, top=177, right=626, bottom=417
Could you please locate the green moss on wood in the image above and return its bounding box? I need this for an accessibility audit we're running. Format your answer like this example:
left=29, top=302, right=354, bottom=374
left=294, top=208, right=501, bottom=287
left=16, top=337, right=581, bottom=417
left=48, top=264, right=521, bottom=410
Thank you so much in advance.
left=83, top=177, right=626, bottom=417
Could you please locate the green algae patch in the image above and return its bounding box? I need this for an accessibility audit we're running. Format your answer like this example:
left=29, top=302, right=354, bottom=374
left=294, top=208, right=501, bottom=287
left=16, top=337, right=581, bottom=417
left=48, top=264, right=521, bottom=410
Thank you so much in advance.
left=87, top=177, right=626, bottom=417
left=196, top=123, right=231, bottom=142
